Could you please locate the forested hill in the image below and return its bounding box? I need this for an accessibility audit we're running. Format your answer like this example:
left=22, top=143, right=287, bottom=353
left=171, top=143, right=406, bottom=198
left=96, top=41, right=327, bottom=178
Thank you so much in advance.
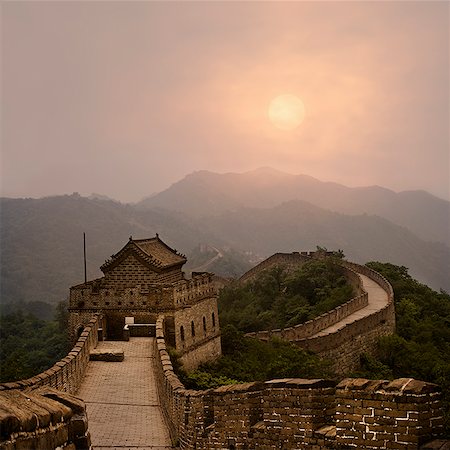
left=1, top=193, right=449, bottom=312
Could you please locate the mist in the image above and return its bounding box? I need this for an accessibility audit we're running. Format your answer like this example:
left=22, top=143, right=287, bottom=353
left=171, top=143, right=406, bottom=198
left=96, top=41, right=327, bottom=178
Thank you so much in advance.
left=1, top=1, right=449, bottom=202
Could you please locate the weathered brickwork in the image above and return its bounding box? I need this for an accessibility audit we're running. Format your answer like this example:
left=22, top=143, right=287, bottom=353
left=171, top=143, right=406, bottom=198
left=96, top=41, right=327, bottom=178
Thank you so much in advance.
left=238, top=251, right=312, bottom=284
left=0, top=388, right=91, bottom=450
left=244, top=255, right=395, bottom=374
left=69, top=236, right=222, bottom=365
left=173, top=296, right=221, bottom=370
left=0, top=318, right=100, bottom=450
left=336, top=378, right=444, bottom=449
left=0, top=315, right=101, bottom=394
left=154, top=316, right=445, bottom=450
left=247, top=264, right=367, bottom=342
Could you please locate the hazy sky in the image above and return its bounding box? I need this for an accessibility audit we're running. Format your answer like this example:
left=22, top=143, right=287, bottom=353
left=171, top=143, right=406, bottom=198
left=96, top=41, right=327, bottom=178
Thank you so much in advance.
left=1, top=1, right=449, bottom=202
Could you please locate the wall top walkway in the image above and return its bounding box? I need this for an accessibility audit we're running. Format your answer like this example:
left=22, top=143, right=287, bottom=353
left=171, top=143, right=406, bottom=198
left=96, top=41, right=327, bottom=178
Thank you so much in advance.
left=76, top=338, right=174, bottom=449
left=310, top=273, right=389, bottom=337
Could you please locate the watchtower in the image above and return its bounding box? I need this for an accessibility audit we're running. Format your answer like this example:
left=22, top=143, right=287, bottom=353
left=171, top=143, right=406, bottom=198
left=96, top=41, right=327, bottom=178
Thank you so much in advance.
left=69, top=235, right=221, bottom=369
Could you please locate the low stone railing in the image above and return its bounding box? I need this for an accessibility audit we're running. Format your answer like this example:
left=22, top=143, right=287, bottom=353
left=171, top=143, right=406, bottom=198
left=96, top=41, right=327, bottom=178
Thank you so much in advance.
left=0, top=314, right=101, bottom=394
left=0, top=316, right=101, bottom=449
left=294, top=262, right=396, bottom=372
left=0, top=387, right=91, bottom=449
left=153, top=316, right=445, bottom=449
left=243, top=259, right=395, bottom=373
left=123, top=323, right=156, bottom=340
left=246, top=265, right=367, bottom=342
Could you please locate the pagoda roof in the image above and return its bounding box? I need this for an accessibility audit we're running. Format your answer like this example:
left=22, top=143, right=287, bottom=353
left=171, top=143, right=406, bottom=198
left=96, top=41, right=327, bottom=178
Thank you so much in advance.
left=100, top=235, right=186, bottom=273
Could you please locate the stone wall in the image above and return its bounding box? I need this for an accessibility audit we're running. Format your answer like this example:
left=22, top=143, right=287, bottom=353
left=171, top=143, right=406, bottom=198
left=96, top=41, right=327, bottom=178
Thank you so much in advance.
left=238, top=252, right=311, bottom=284
left=0, top=387, right=91, bottom=450
left=179, top=336, right=222, bottom=372
left=299, top=262, right=395, bottom=373
left=336, top=378, right=444, bottom=449
left=173, top=297, right=220, bottom=353
left=243, top=259, right=395, bottom=374
left=0, top=318, right=99, bottom=450
left=69, top=272, right=217, bottom=345
left=247, top=265, right=367, bottom=342
left=154, top=316, right=445, bottom=450
left=70, top=282, right=175, bottom=313
left=103, top=254, right=183, bottom=287
left=0, top=315, right=101, bottom=394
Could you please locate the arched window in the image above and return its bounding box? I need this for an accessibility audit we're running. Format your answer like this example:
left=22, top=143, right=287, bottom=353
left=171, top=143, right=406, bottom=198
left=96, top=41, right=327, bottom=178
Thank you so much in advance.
left=212, top=312, right=216, bottom=328
left=191, top=320, right=195, bottom=337
left=180, top=326, right=185, bottom=341
left=203, top=316, right=206, bottom=333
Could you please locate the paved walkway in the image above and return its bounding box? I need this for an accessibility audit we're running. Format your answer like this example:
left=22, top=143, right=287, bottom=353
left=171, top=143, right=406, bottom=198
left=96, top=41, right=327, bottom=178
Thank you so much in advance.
left=311, top=274, right=390, bottom=337
left=76, top=338, right=173, bottom=449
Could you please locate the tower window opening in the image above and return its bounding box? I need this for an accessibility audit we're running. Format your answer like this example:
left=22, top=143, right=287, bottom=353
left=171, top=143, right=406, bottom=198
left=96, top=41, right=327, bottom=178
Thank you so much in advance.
left=191, top=321, right=195, bottom=337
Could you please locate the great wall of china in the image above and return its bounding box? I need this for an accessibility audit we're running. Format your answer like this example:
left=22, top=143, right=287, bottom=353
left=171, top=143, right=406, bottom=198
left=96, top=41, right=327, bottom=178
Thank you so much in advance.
left=0, top=242, right=447, bottom=449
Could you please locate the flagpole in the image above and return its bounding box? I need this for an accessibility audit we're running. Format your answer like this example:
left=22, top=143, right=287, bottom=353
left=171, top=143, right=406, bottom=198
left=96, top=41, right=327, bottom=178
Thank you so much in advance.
left=83, top=232, right=87, bottom=284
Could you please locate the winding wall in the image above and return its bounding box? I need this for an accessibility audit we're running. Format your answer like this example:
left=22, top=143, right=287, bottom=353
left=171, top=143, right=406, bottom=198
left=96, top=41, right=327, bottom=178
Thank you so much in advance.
left=242, top=255, right=395, bottom=373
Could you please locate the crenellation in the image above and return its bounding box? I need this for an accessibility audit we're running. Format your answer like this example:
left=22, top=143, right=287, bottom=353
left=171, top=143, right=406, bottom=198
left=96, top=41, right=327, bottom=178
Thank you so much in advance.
left=68, top=236, right=222, bottom=367
left=1, top=246, right=448, bottom=449
left=153, top=315, right=446, bottom=449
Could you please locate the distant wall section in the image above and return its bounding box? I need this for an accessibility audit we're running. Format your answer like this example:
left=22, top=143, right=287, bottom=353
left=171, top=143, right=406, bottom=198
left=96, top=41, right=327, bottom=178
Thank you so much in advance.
left=242, top=255, right=395, bottom=374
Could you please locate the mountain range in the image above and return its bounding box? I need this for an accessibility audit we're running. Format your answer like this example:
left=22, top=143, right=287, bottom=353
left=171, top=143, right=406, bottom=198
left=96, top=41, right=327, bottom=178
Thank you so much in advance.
left=138, top=167, right=450, bottom=246
left=1, top=168, right=449, bottom=311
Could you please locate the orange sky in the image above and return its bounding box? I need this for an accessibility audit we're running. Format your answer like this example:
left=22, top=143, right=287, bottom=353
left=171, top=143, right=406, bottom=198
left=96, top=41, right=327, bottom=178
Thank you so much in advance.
left=1, top=2, right=449, bottom=201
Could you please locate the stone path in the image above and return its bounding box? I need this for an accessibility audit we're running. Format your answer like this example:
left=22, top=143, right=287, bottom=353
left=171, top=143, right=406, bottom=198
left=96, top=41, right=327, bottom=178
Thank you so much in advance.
left=77, top=338, right=173, bottom=449
left=311, top=274, right=390, bottom=337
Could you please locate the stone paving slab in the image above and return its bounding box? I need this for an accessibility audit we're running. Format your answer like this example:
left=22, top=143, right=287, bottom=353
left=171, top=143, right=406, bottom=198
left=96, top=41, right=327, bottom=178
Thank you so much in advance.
left=77, top=338, right=173, bottom=449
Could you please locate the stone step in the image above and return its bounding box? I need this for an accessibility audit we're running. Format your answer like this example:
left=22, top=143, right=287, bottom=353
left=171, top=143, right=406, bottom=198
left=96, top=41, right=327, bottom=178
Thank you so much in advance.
left=89, top=349, right=124, bottom=362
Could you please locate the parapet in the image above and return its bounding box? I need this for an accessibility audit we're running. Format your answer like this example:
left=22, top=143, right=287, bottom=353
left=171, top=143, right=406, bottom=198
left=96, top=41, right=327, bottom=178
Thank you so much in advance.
left=154, top=315, right=445, bottom=449
left=0, top=387, right=90, bottom=449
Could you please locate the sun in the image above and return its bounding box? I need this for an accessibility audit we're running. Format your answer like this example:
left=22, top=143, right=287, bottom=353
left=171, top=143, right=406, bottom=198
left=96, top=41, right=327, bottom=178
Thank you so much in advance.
left=268, top=94, right=305, bottom=130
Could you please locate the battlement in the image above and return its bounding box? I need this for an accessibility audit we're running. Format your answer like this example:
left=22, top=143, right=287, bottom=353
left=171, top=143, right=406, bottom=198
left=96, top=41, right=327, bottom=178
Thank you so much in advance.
left=154, top=316, right=445, bottom=450
left=69, top=237, right=221, bottom=358
left=241, top=256, right=395, bottom=374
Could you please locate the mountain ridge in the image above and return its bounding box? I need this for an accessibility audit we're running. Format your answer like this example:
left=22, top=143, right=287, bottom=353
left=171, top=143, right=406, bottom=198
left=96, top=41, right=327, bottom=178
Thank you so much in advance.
left=137, top=168, right=450, bottom=246
left=1, top=192, right=449, bottom=310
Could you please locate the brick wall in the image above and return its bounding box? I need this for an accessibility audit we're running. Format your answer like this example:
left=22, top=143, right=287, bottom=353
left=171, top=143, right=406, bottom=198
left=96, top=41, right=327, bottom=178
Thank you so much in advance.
left=0, top=318, right=100, bottom=449
left=247, top=265, right=367, bottom=342
left=336, top=378, right=444, bottom=449
left=238, top=252, right=311, bottom=284
left=0, top=387, right=91, bottom=450
left=1, top=315, right=101, bottom=394
left=154, top=316, right=445, bottom=450
left=104, top=254, right=159, bottom=287
left=244, top=259, right=395, bottom=374
left=173, top=297, right=221, bottom=363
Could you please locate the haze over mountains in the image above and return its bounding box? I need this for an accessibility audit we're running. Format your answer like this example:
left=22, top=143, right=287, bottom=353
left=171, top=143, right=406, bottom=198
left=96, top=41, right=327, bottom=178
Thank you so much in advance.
left=1, top=168, right=449, bottom=312
left=138, top=168, right=450, bottom=246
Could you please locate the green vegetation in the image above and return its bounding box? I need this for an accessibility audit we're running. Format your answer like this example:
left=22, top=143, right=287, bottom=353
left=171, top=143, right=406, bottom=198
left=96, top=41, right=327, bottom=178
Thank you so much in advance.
left=219, top=258, right=353, bottom=332
left=172, top=258, right=348, bottom=390
left=173, top=325, right=333, bottom=390
left=355, top=262, right=450, bottom=433
left=0, top=301, right=70, bottom=383
left=186, top=244, right=254, bottom=278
